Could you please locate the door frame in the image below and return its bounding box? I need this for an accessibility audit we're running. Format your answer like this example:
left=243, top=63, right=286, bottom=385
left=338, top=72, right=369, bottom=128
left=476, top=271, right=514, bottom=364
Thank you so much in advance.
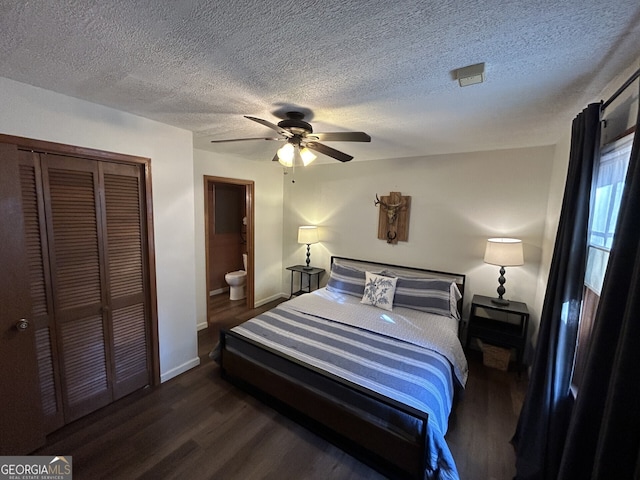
left=204, top=175, right=255, bottom=320
left=0, top=133, right=161, bottom=386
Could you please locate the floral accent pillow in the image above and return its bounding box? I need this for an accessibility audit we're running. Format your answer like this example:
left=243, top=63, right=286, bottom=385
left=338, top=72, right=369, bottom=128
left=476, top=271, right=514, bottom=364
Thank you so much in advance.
left=361, top=271, right=397, bottom=311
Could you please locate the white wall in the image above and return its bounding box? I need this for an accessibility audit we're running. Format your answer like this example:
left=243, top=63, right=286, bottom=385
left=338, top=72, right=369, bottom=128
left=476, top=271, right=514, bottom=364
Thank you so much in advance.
left=193, top=149, right=285, bottom=330
left=531, top=132, right=570, bottom=342
left=601, top=59, right=640, bottom=142
left=0, top=77, right=199, bottom=383
left=282, top=146, right=556, bottom=344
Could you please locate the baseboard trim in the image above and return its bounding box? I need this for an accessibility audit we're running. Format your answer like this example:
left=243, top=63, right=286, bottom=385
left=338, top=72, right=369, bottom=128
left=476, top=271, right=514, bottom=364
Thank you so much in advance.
left=197, top=321, right=208, bottom=331
left=160, top=357, right=201, bottom=383
left=209, top=287, right=229, bottom=296
left=255, top=293, right=288, bottom=307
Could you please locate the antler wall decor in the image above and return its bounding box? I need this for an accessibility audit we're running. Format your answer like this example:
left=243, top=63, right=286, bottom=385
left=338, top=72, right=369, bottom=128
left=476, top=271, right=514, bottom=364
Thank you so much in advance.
left=374, top=192, right=411, bottom=244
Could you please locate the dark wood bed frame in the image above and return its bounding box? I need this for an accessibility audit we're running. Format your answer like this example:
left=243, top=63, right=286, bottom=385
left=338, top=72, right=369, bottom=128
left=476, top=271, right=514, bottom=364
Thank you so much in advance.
left=219, top=257, right=466, bottom=480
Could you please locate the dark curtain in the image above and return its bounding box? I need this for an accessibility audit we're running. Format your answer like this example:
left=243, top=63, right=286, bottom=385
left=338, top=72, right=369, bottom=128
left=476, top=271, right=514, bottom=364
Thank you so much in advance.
left=512, top=103, right=601, bottom=479
left=557, top=84, right=640, bottom=479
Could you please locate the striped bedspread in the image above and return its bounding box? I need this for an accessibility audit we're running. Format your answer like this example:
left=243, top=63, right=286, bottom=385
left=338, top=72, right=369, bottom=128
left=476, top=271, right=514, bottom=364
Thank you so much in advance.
left=230, top=288, right=466, bottom=479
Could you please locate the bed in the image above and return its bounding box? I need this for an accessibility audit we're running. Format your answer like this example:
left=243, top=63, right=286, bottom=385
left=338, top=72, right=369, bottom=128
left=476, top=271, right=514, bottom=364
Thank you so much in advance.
left=218, top=256, right=467, bottom=479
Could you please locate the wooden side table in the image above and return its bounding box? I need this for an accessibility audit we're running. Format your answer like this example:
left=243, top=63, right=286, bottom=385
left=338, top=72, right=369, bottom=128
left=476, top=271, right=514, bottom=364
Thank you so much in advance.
left=286, top=265, right=325, bottom=298
left=466, top=294, right=530, bottom=372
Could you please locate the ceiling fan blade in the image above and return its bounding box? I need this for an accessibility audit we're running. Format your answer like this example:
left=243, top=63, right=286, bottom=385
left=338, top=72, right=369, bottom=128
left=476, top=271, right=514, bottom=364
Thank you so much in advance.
left=308, top=132, right=371, bottom=142
left=305, top=141, right=353, bottom=162
left=272, top=153, right=279, bottom=162
left=210, top=137, right=283, bottom=143
left=245, top=116, right=293, bottom=137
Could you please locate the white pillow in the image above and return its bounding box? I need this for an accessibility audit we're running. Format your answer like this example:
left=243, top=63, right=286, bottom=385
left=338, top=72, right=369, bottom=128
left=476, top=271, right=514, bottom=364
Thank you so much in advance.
left=361, top=271, right=397, bottom=311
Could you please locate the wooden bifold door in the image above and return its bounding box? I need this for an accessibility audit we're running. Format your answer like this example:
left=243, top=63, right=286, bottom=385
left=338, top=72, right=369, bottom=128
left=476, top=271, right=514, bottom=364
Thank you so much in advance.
left=0, top=140, right=156, bottom=454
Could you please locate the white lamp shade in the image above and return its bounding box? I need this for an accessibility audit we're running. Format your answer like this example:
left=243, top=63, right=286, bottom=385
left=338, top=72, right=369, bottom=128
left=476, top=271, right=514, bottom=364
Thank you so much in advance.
left=298, top=226, right=319, bottom=244
left=484, top=238, right=524, bottom=266
left=277, top=143, right=294, bottom=167
left=299, top=147, right=317, bottom=166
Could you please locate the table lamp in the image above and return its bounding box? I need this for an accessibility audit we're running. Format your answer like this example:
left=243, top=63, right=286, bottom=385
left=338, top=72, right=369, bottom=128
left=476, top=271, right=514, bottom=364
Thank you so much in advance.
left=298, top=226, right=319, bottom=269
left=484, top=237, right=524, bottom=306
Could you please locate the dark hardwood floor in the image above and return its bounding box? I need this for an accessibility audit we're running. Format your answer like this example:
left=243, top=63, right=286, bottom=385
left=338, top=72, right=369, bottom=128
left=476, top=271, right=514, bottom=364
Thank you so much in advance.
left=201, top=293, right=285, bottom=350
left=35, top=294, right=527, bottom=479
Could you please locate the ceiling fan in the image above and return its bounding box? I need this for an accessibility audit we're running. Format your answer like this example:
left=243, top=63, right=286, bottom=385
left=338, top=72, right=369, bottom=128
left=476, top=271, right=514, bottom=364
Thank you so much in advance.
left=211, top=111, right=371, bottom=165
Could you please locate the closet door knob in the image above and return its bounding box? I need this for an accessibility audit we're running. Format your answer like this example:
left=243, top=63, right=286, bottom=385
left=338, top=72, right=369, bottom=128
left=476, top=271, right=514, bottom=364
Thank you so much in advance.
left=15, top=319, right=30, bottom=331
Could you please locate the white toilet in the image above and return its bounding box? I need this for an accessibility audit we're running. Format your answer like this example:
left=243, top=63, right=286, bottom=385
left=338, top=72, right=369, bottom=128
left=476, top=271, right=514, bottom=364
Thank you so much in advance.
left=225, top=253, right=247, bottom=300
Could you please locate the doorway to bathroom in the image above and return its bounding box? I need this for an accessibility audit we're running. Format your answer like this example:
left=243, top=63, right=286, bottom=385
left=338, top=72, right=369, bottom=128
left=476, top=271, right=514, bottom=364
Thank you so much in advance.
left=204, top=176, right=254, bottom=326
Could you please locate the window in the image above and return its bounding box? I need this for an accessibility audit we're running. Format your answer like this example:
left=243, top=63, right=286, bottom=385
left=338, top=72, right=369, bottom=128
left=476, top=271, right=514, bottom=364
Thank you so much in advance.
left=584, top=134, right=632, bottom=293
left=572, top=132, right=633, bottom=390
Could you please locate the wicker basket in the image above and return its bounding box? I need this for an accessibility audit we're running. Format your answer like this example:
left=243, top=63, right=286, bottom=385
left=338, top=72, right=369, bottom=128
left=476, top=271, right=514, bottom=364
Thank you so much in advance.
left=479, top=341, right=511, bottom=371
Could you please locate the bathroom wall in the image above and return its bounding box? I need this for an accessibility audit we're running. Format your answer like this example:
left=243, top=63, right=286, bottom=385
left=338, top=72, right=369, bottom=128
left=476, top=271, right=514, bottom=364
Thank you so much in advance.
left=208, top=181, right=246, bottom=292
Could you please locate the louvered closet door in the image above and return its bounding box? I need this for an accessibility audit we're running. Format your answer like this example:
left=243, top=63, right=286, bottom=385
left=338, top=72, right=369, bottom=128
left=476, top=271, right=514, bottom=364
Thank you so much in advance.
left=42, top=154, right=113, bottom=422
left=40, top=155, right=151, bottom=423
left=17, top=151, right=64, bottom=433
left=0, top=144, right=45, bottom=454
left=100, top=161, right=151, bottom=399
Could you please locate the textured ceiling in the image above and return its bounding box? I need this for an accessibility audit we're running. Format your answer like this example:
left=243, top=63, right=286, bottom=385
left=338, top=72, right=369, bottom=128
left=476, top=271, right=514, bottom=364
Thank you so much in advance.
left=1, top=0, right=639, bottom=163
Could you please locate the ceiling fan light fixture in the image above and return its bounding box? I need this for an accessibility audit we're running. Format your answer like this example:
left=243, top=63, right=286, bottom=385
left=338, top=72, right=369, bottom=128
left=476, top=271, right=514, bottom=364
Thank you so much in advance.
left=277, top=142, right=294, bottom=167
left=300, top=147, right=317, bottom=166
left=217, top=111, right=370, bottom=164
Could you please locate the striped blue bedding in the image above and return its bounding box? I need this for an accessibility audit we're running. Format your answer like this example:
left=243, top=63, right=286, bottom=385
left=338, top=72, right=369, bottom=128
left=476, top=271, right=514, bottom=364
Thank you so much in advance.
left=231, top=288, right=465, bottom=479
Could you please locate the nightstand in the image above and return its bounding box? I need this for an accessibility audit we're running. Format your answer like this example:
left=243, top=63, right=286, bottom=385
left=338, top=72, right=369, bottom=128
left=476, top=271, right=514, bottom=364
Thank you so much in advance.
left=286, top=265, right=325, bottom=297
left=466, top=294, right=529, bottom=372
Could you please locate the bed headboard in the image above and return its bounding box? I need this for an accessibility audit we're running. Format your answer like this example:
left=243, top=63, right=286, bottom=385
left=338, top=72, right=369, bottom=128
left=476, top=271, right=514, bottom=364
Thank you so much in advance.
left=330, top=256, right=466, bottom=315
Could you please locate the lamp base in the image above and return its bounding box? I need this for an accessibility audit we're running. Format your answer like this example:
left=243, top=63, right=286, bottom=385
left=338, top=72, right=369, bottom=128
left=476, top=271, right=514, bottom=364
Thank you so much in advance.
left=492, top=266, right=510, bottom=306
left=304, top=243, right=312, bottom=270
left=491, top=297, right=510, bottom=306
